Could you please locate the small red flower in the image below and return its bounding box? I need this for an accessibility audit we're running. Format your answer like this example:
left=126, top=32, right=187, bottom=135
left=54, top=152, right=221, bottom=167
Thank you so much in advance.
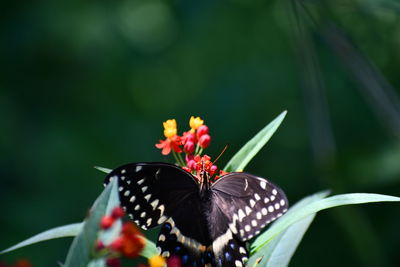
left=95, top=240, right=105, bottom=251
left=184, top=141, right=195, bottom=154
left=111, top=206, right=125, bottom=219
left=114, top=222, right=145, bottom=258
left=198, top=134, right=211, bottom=148
left=196, top=125, right=209, bottom=138
left=106, top=257, right=121, bottom=267
left=100, top=216, right=115, bottom=229
left=155, top=135, right=182, bottom=155
left=182, top=131, right=196, bottom=143
left=167, top=255, right=182, bottom=267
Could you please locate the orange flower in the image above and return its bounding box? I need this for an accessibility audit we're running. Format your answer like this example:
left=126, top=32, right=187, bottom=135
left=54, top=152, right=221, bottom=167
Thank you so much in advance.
left=110, top=222, right=145, bottom=258
left=155, top=135, right=182, bottom=155
left=148, top=255, right=166, bottom=267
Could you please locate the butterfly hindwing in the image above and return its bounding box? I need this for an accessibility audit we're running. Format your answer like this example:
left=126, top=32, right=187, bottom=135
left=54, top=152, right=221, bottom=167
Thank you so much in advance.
left=104, top=162, right=199, bottom=230
left=209, top=172, right=288, bottom=259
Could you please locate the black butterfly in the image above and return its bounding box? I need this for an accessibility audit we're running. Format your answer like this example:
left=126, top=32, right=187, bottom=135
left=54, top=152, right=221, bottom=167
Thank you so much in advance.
left=104, top=162, right=288, bottom=267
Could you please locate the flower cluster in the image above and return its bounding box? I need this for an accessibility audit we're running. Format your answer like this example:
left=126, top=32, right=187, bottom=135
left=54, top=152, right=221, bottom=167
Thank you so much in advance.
left=97, top=207, right=148, bottom=267
left=156, top=116, right=227, bottom=182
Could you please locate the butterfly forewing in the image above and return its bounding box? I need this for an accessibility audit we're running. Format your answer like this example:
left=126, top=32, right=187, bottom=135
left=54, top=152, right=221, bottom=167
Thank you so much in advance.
left=104, top=162, right=199, bottom=230
left=210, top=173, right=288, bottom=243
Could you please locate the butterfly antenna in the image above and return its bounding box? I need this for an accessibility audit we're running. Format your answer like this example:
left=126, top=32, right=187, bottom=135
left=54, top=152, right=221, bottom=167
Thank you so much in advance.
left=212, top=144, right=229, bottom=165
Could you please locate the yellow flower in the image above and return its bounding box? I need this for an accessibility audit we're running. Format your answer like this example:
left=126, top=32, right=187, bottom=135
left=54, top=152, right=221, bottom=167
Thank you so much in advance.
left=148, top=255, right=166, bottom=267
left=189, top=116, right=204, bottom=132
left=163, top=119, right=177, bottom=138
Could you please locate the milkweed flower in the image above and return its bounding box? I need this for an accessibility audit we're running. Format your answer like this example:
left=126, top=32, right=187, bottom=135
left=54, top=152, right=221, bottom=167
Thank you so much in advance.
left=156, top=119, right=182, bottom=155
left=189, top=116, right=204, bottom=132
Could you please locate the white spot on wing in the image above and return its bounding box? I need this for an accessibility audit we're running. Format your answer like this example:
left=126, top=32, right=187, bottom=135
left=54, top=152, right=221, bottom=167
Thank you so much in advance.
left=274, top=203, right=280, bottom=209
left=124, top=190, right=130, bottom=197
left=261, top=207, right=268, bottom=215
left=158, top=215, right=167, bottom=224
left=235, top=260, right=243, bottom=267
left=121, top=169, right=126, bottom=174
left=141, top=186, right=148, bottom=193
left=140, top=211, right=146, bottom=218
left=251, top=220, right=257, bottom=227
left=135, top=166, right=142, bottom=172
left=256, top=212, right=262, bottom=220
left=238, top=209, right=246, bottom=221
left=144, top=194, right=151, bottom=201
left=150, top=199, right=159, bottom=209
left=254, top=193, right=261, bottom=201
left=129, top=196, right=136, bottom=202
left=134, top=204, right=140, bottom=210
left=268, top=205, right=274, bottom=212
left=137, top=179, right=145, bottom=185
left=244, top=225, right=251, bottom=232
left=280, top=199, right=286, bottom=206
left=245, top=206, right=252, bottom=215
left=158, top=234, right=166, bottom=241
left=260, top=181, right=266, bottom=189
left=249, top=199, right=256, bottom=208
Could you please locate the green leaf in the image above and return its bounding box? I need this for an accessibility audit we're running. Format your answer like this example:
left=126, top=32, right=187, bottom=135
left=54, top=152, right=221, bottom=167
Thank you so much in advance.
left=0, top=223, right=83, bottom=254
left=224, top=111, right=287, bottom=172
left=251, top=193, right=400, bottom=252
left=247, top=191, right=329, bottom=267
left=63, top=178, right=119, bottom=267
left=140, top=236, right=159, bottom=259
left=94, top=166, right=112, bottom=174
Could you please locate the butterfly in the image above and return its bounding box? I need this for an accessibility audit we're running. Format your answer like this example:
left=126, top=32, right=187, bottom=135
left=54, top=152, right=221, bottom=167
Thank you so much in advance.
left=104, top=162, right=288, bottom=267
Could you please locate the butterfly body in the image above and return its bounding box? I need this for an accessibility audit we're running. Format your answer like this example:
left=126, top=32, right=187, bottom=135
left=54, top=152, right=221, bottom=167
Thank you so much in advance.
left=104, top=162, right=288, bottom=267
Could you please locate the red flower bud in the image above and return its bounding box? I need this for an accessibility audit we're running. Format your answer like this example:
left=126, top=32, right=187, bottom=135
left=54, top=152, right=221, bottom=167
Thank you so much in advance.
left=197, top=125, right=209, bottom=137
left=95, top=240, right=105, bottom=251
left=106, top=257, right=121, bottom=267
left=110, top=237, right=124, bottom=251
left=100, top=216, right=115, bottom=229
left=187, top=159, right=196, bottom=170
left=167, top=255, right=182, bottom=267
left=210, top=165, right=218, bottom=173
left=184, top=141, right=195, bottom=154
left=111, top=206, right=125, bottom=219
left=199, top=134, right=211, bottom=148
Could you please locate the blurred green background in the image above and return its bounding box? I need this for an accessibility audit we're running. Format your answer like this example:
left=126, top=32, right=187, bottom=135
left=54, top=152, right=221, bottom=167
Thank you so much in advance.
left=1, top=0, right=400, bottom=266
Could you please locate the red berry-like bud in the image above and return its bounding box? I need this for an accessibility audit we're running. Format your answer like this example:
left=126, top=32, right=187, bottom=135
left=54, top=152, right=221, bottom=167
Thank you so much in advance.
left=106, top=257, right=121, bottom=267
left=199, top=134, right=211, bottom=148
left=100, top=216, right=115, bottom=229
left=110, top=237, right=124, bottom=251
left=197, top=125, right=209, bottom=137
left=184, top=141, right=195, bottom=154
left=210, top=165, right=217, bottom=173
left=187, top=159, right=196, bottom=170
left=95, top=240, right=105, bottom=251
left=167, top=255, right=182, bottom=267
left=111, top=206, right=125, bottom=219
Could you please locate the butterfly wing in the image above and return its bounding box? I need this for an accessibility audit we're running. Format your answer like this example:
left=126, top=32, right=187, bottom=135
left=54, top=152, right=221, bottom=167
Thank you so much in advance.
left=209, top=172, right=288, bottom=265
left=104, top=162, right=200, bottom=230
left=104, top=162, right=213, bottom=265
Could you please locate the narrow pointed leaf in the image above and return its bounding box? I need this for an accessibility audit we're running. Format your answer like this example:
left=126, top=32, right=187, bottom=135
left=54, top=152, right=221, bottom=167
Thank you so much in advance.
left=1, top=223, right=83, bottom=254
left=251, top=193, right=400, bottom=252
left=94, top=166, right=112, bottom=174
left=247, top=191, right=329, bottom=267
left=224, top=111, right=287, bottom=172
left=63, top=178, right=119, bottom=267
